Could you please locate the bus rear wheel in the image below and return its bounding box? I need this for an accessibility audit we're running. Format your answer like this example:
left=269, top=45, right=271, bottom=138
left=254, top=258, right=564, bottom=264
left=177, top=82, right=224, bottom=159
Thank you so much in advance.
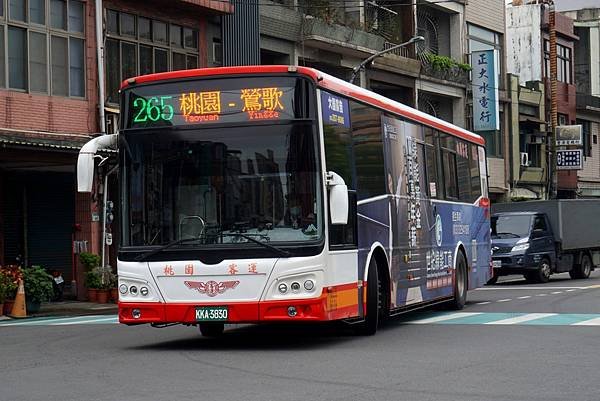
left=355, top=259, right=380, bottom=336
left=199, top=323, right=225, bottom=337
left=449, top=252, right=467, bottom=310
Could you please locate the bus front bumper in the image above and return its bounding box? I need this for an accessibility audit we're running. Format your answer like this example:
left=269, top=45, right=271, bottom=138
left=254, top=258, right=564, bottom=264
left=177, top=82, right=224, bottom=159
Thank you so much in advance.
left=118, top=292, right=359, bottom=325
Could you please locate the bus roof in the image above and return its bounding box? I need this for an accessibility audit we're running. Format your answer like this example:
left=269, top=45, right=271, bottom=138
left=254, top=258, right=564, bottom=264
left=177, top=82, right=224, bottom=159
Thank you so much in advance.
left=120, top=65, right=485, bottom=146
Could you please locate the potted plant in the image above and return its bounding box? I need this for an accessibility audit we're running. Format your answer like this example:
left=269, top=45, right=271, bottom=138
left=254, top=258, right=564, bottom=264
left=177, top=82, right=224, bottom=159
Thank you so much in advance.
left=0, top=270, right=9, bottom=315
left=0, top=265, right=21, bottom=315
left=95, top=266, right=116, bottom=304
left=85, top=269, right=101, bottom=302
left=80, top=252, right=101, bottom=301
left=22, top=266, right=54, bottom=314
left=109, top=273, right=119, bottom=303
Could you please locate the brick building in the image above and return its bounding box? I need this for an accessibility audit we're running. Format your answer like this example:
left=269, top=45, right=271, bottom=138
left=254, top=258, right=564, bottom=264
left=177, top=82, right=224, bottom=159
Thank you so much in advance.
left=0, top=0, right=232, bottom=299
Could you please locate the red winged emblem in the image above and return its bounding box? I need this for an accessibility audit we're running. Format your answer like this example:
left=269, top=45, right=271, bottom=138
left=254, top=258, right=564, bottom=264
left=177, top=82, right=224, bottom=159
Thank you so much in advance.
left=184, top=280, right=240, bottom=297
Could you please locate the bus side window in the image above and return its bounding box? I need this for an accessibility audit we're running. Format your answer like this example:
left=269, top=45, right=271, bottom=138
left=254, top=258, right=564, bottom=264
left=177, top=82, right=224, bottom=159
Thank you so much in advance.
left=456, top=139, right=472, bottom=202
left=323, top=113, right=355, bottom=188
left=442, top=150, right=458, bottom=200
left=350, top=100, right=385, bottom=200
left=424, top=127, right=438, bottom=198
left=470, top=144, right=482, bottom=201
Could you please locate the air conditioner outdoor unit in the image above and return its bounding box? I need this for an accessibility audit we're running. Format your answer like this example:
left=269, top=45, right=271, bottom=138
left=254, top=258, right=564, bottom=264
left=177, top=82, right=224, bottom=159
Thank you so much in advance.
left=520, top=152, right=530, bottom=167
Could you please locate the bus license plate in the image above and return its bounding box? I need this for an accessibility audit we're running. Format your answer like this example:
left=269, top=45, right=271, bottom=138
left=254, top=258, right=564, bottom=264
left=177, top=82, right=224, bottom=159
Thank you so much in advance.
left=492, top=260, right=502, bottom=268
left=195, top=306, right=228, bottom=322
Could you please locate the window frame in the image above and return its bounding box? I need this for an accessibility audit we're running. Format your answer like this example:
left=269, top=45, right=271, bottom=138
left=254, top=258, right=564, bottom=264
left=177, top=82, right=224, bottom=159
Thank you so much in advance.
left=0, top=0, right=85, bottom=97
left=104, top=8, right=200, bottom=105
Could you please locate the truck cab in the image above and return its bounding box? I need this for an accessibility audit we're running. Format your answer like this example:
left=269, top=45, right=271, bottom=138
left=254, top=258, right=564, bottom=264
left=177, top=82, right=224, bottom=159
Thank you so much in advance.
left=490, top=212, right=556, bottom=283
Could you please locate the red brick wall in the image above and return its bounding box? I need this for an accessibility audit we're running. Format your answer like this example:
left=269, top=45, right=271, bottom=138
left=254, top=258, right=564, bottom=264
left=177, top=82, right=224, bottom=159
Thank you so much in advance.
left=0, top=0, right=99, bottom=135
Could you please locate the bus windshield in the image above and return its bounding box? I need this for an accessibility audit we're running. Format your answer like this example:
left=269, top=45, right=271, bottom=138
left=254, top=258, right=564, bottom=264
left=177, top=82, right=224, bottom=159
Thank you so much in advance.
left=122, top=122, right=322, bottom=247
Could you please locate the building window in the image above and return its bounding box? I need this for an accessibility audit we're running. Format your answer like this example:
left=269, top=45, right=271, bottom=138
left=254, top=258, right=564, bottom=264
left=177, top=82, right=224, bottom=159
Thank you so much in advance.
left=468, top=24, right=503, bottom=86
left=544, top=40, right=572, bottom=84
left=105, top=9, right=200, bottom=104
left=0, top=0, right=85, bottom=97
left=577, top=119, right=592, bottom=158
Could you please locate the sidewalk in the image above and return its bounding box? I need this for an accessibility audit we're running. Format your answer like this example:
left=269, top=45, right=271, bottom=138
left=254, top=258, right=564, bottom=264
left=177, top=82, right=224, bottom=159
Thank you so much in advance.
left=1, top=301, right=118, bottom=320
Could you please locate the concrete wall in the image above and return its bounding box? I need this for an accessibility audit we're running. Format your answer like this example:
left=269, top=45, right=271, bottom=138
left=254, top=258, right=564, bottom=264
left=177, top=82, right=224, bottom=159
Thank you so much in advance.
left=466, top=0, right=505, bottom=34
left=579, top=122, right=600, bottom=182
left=506, top=5, right=543, bottom=85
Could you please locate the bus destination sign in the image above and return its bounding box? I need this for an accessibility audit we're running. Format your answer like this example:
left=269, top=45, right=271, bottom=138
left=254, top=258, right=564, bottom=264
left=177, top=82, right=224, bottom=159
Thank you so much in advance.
left=126, top=86, right=296, bottom=128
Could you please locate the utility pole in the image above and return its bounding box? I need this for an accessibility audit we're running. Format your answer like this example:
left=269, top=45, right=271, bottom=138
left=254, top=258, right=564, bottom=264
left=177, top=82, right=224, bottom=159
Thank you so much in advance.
left=547, top=0, right=558, bottom=199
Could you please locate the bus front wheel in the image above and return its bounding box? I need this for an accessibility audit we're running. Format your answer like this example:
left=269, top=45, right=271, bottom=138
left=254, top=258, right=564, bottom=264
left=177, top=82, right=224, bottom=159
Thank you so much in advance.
left=355, top=259, right=380, bottom=336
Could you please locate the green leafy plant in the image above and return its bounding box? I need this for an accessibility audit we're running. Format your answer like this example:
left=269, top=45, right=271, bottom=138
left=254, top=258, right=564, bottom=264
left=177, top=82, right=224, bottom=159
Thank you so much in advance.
left=85, top=269, right=102, bottom=290
left=423, top=53, right=472, bottom=72
left=0, top=265, right=22, bottom=300
left=22, top=266, right=54, bottom=304
left=79, top=252, right=101, bottom=271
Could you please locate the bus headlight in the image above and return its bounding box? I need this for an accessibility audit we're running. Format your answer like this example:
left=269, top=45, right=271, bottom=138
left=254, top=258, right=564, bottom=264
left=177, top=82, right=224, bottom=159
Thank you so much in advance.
left=119, top=284, right=128, bottom=294
left=304, top=280, right=315, bottom=291
left=278, top=283, right=288, bottom=294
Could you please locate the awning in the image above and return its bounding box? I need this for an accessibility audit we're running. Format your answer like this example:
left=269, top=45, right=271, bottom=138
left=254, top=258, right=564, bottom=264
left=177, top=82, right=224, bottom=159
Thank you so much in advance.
left=519, top=115, right=547, bottom=126
left=0, top=130, right=115, bottom=153
left=510, top=187, right=541, bottom=200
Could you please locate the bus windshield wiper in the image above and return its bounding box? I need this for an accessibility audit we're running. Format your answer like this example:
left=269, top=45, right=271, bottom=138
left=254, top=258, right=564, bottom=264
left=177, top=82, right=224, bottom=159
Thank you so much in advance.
left=216, top=233, right=291, bottom=257
left=134, top=237, right=204, bottom=262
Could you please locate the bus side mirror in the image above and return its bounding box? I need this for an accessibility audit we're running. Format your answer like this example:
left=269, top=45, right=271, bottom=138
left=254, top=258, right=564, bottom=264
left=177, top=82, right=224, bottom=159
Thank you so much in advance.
left=327, top=171, right=348, bottom=225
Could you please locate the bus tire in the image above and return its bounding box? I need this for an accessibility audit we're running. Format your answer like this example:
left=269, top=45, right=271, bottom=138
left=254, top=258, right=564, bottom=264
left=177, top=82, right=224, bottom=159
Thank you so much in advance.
left=570, top=254, right=592, bottom=279
left=449, top=251, right=467, bottom=310
left=355, top=258, right=380, bottom=336
left=199, top=323, right=225, bottom=337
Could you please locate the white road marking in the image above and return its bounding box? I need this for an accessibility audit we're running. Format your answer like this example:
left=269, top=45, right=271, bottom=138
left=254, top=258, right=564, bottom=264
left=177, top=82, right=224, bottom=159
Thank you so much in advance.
left=536, top=294, right=548, bottom=297
left=485, top=313, right=557, bottom=325
left=571, top=317, right=600, bottom=326
left=51, top=316, right=117, bottom=325
left=566, top=289, right=577, bottom=292
left=408, top=312, right=482, bottom=324
left=497, top=299, right=512, bottom=302
left=476, top=301, right=491, bottom=305
left=477, top=286, right=587, bottom=290
left=551, top=291, right=563, bottom=294
left=517, top=296, right=532, bottom=299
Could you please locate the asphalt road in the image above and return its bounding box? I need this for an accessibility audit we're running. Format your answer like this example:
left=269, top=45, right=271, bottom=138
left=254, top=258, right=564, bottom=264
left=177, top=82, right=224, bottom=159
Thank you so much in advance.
left=2, top=271, right=600, bottom=401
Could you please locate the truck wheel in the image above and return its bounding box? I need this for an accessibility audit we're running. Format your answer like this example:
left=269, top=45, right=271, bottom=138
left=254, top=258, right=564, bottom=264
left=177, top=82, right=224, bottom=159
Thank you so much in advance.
left=355, top=259, right=380, bottom=336
left=534, top=258, right=552, bottom=283
left=570, top=254, right=592, bottom=279
left=199, top=323, right=224, bottom=337
left=449, top=252, right=468, bottom=310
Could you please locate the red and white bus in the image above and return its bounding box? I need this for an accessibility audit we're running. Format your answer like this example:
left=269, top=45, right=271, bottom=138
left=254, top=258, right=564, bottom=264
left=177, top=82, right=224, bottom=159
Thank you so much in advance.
left=78, top=65, right=491, bottom=336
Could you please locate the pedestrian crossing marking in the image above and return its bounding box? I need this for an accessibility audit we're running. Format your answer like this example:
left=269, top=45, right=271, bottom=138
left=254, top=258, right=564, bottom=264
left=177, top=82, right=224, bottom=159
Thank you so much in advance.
left=484, top=313, right=556, bottom=325
left=0, top=315, right=118, bottom=327
left=402, top=312, right=600, bottom=326
left=2, top=312, right=600, bottom=327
